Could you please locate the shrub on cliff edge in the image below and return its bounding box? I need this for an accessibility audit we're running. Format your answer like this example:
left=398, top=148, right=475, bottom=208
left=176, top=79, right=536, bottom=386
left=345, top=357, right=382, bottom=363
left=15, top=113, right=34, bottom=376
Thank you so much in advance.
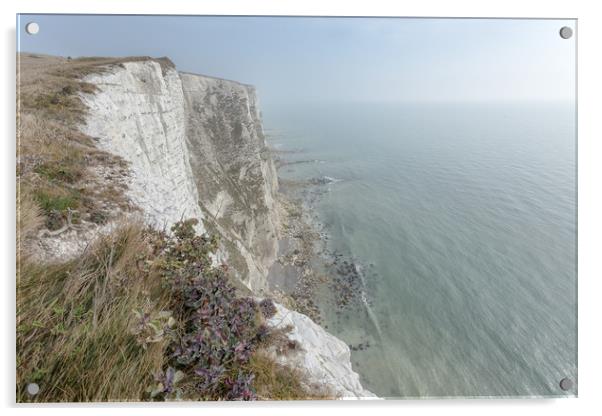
left=152, top=219, right=267, bottom=400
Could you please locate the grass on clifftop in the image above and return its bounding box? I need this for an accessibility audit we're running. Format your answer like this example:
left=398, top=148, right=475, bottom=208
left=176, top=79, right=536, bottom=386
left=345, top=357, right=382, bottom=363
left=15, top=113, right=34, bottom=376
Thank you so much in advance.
left=18, top=53, right=130, bottom=234
left=17, top=53, right=175, bottom=234
left=17, top=223, right=170, bottom=401
left=17, top=53, right=326, bottom=401
left=17, top=219, right=326, bottom=402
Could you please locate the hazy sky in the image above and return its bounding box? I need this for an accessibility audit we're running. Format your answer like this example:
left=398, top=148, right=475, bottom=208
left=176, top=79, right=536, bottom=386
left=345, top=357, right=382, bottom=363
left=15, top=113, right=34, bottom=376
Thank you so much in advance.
left=18, top=15, right=576, bottom=106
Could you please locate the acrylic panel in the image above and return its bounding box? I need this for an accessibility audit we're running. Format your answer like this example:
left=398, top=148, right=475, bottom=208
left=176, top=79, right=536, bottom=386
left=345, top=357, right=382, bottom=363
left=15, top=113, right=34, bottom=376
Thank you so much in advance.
left=16, top=14, right=577, bottom=402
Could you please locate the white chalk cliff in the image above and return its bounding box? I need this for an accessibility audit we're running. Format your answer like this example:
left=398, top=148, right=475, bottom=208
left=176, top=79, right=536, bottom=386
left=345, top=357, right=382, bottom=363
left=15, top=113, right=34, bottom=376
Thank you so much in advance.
left=267, top=303, right=376, bottom=399
left=79, top=59, right=374, bottom=399
left=80, top=62, right=205, bottom=234
left=180, top=72, right=279, bottom=293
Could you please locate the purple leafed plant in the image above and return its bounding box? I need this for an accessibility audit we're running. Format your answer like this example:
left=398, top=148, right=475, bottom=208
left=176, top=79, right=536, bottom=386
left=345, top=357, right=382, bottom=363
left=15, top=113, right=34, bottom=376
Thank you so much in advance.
left=259, top=298, right=277, bottom=319
left=154, top=219, right=273, bottom=400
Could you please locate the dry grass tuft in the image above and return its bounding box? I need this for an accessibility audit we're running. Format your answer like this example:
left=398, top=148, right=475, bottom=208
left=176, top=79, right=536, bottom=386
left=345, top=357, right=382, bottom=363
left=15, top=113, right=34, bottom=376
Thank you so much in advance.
left=17, top=188, right=43, bottom=243
left=17, top=223, right=171, bottom=402
left=247, top=352, right=333, bottom=400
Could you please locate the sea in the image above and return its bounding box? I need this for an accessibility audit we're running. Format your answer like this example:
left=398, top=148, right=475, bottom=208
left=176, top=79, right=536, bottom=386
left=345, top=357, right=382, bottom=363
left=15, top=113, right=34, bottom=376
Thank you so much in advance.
left=263, top=100, right=577, bottom=398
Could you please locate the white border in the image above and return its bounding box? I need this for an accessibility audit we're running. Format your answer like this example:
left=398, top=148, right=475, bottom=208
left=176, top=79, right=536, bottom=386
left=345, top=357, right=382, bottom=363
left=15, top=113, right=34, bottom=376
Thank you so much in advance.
left=2, top=1, right=601, bottom=415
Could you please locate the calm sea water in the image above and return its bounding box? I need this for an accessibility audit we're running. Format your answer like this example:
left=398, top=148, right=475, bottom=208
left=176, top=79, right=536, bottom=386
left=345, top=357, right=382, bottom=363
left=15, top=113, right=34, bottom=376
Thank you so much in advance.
left=263, top=101, right=576, bottom=398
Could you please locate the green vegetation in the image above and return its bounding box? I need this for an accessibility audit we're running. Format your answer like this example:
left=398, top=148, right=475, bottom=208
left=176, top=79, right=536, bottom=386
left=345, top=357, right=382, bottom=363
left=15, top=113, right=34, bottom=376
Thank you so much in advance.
left=32, top=186, right=81, bottom=230
left=34, top=160, right=84, bottom=184
left=35, top=189, right=80, bottom=213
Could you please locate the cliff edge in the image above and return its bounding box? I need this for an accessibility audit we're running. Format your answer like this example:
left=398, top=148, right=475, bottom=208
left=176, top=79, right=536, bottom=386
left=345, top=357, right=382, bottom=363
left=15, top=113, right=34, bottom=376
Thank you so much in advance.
left=76, top=59, right=374, bottom=399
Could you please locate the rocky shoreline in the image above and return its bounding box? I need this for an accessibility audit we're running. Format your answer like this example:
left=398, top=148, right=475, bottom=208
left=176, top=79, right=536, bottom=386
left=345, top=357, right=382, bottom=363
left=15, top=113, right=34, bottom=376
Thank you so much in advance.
left=267, top=148, right=379, bottom=350
left=268, top=180, right=327, bottom=323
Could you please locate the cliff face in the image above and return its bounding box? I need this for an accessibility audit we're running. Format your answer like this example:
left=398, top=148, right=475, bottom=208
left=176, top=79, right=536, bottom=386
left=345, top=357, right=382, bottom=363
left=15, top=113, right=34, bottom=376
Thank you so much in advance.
left=80, top=62, right=205, bottom=234
left=180, top=73, right=279, bottom=293
left=78, top=59, right=374, bottom=399
left=81, top=62, right=279, bottom=292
